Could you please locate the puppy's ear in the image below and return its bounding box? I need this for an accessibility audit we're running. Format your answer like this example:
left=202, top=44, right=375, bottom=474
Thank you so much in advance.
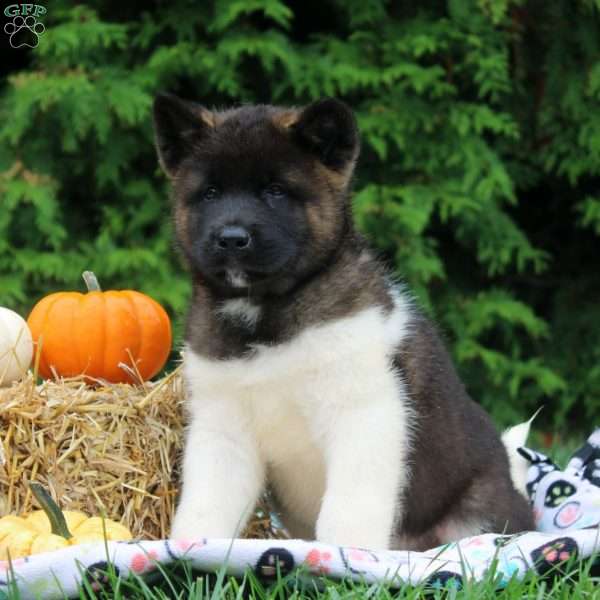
left=292, top=98, right=360, bottom=171
left=153, top=93, right=214, bottom=177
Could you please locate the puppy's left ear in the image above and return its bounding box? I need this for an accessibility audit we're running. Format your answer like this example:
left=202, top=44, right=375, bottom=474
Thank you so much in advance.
left=292, top=98, right=360, bottom=171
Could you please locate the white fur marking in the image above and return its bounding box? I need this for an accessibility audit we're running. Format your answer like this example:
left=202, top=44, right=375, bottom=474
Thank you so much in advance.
left=502, top=410, right=540, bottom=499
left=226, top=270, right=249, bottom=288
left=173, top=287, right=415, bottom=549
left=216, top=298, right=262, bottom=330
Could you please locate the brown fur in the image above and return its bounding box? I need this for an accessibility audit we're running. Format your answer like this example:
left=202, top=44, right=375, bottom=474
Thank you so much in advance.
left=272, top=109, right=300, bottom=130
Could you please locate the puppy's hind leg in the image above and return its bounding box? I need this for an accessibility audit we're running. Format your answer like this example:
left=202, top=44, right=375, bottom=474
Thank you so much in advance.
left=434, top=468, right=535, bottom=546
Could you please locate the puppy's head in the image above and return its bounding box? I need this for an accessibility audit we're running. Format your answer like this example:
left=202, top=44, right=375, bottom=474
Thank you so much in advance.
left=153, top=94, right=360, bottom=297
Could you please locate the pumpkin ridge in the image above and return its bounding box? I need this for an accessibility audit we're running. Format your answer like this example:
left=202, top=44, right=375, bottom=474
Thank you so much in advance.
left=132, top=291, right=172, bottom=380
left=150, top=294, right=172, bottom=379
left=74, top=294, right=87, bottom=378
left=121, top=291, right=143, bottom=382
left=129, top=291, right=154, bottom=380
left=50, top=293, right=82, bottom=377
left=76, top=291, right=104, bottom=380
left=100, top=291, right=139, bottom=383
left=100, top=290, right=108, bottom=381
left=37, top=293, right=69, bottom=378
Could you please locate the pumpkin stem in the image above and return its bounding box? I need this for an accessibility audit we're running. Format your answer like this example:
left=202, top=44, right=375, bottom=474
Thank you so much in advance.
left=82, top=271, right=102, bottom=292
left=29, top=483, right=73, bottom=539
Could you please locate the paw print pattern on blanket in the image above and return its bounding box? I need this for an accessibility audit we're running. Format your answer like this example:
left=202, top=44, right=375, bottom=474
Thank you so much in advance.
left=544, top=480, right=577, bottom=507
left=304, top=548, right=333, bottom=574
left=82, top=562, right=120, bottom=595
left=129, top=549, right=159, bottom=574
left=424, top=571, right=463, bottom=590
left=255, top=548, right=295, bottom=579
left=530, top=537, right=578, bottom=576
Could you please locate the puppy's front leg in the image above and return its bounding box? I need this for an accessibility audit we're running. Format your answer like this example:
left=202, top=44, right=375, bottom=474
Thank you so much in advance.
left=171, top=397, right=264, bottom=540
left=315, top=400, right=407, bottom=550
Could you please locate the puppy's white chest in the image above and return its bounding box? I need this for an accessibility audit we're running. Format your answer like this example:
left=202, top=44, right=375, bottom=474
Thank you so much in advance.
left=183, top=296, right=414, bottom=536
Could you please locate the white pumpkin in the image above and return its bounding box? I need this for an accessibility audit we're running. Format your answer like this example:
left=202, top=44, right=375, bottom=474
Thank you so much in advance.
left=0, top=307, right=33, bottom=387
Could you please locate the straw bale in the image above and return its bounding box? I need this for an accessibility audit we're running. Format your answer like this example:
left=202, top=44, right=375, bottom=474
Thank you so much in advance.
left=0, top=369, right=287, bottom=540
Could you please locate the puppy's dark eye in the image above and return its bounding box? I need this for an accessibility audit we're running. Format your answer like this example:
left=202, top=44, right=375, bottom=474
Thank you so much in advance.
left=263, top=184, right=286, bottom=198
left=203, top=186, right=220, bottom=201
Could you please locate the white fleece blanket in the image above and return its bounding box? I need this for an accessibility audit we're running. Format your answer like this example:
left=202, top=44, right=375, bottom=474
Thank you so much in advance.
left=2, top=430, right=600, bottom=599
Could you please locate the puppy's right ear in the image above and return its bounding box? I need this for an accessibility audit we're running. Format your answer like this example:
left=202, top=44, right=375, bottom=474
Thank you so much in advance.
left=152, top=93, right=214, bottom=177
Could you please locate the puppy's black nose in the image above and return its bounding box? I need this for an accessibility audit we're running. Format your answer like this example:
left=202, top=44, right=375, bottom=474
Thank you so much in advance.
left=216, top=226, right=252, bottom=251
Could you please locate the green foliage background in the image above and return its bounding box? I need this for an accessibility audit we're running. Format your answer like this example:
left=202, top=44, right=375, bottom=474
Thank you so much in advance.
left=1, top=0, right=599, bottom=428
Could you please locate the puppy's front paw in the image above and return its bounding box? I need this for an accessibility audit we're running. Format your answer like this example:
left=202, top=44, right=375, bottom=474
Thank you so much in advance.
left=316, top=494, right=393, bottom=549
left=170, top=506, right=236, bottom=540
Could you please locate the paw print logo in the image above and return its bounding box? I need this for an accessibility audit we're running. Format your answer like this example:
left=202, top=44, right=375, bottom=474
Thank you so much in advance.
left=4, top=15, right=45, bottom=48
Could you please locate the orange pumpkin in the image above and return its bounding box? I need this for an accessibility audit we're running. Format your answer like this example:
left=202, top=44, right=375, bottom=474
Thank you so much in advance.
left=27, top=272, right=172, bottom=383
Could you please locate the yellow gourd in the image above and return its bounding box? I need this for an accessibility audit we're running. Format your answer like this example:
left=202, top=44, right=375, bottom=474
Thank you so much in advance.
left=0, top=484, right=132, bottom=559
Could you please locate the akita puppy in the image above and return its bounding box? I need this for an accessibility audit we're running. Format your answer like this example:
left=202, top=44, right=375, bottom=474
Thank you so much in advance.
left=152, top=94, right=534, bottom=550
